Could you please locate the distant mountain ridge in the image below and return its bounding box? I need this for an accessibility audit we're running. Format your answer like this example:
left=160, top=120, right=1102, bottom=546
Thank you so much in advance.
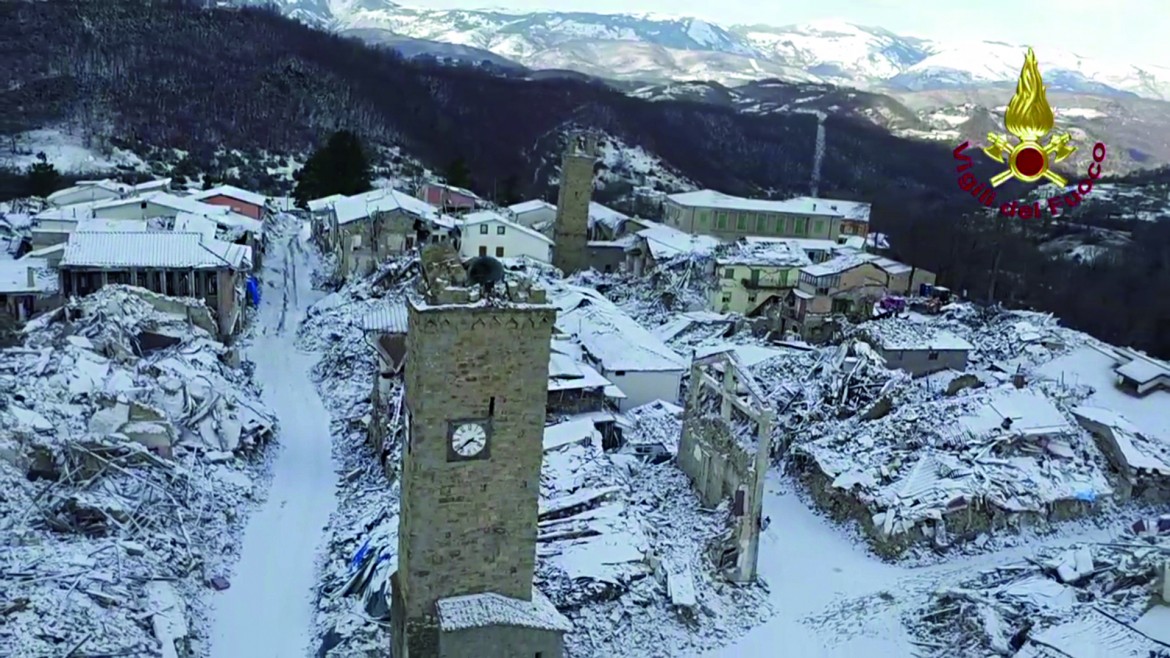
left=231, top=1, right=1170, bottom=101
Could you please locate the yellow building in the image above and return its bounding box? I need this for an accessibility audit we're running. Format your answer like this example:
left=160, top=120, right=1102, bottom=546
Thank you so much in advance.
left=711, top=239, right=812, bottom=315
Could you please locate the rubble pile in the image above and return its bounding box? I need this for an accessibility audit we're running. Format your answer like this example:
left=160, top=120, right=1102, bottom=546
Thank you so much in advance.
left=0, top=285, right=276, bottom=657
left=911, top=519, right=1170, bottom=658
left=592, top=258, right=715, bottom=328
left=300, top=258, right=771, bottom=656
left=901, top=305, right=1087, bottom=371
left=298, top=266, right=410, bottom=657
left=560, top=405, right=772, bottom=658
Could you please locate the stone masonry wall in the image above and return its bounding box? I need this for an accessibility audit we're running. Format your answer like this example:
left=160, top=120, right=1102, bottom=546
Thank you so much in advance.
left=553, top=143, right=594, bottom=275
left=398, top=301, right=556, bottom=621
left=440, top=625, right=563, bottom=658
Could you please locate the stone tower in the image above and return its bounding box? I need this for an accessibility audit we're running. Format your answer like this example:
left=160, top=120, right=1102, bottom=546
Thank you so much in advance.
left=552, top=132, right=598, bottom=275
left=390, top=245, right=571, bottom=658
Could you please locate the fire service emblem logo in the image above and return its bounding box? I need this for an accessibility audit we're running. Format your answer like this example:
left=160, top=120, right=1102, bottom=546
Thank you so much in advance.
left=952, top=48, right=1107, bottom=218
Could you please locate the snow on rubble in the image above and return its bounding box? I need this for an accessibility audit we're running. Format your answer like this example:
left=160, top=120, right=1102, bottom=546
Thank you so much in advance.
left=295, top=256, right=770, bottom=657
left=910, top=517, right=1170, bottom=657
left=0, top=285, right=276, bottom=658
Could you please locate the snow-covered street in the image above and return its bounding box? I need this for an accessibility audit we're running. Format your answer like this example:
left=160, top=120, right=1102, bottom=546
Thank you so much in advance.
left=209, top=221, right=338, bottom=658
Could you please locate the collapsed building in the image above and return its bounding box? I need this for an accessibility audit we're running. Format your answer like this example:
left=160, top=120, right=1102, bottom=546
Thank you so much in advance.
left=677, top=350, right=772, bottom=583
left=913, top=520, right=1170, bottom=658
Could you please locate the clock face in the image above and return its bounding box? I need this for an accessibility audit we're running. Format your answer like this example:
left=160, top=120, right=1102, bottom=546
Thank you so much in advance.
left=451, top=422, right=487, bottom=457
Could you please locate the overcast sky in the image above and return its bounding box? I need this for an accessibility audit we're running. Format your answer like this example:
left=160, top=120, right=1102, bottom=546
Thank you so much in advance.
left=402, top=0, right=1165, bottom=69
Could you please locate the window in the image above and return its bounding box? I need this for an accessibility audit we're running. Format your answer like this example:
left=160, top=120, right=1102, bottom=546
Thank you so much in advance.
left=495, top=246, right=504, bottom=257
left=928, top=351, right=940, bottom=361
left=736, top=213, right=747, bottom=230
left=796, top=218, right=808, bottom=236
left=747, top=293, right=758, bottom=303
left=814, top=219, right=825, bottom=236
left=749, top=269, right=760, bottom=284
left=478, top=246, right=487, bottom=257
left=721, top=293, right=732, bottom=303
left=614, top=370, right=626, bottom=376
left=699, top=210, right=710, bottom=225
left=756, top=215, right=768, bottom=233
left=479, top=224, right=488, bottom=234
left=785, top=217, right=795, bottom=234
left=831, top=298, right=851, bottom=314
left=496, top=225, right=506, bottom=235
left=716, top=212, right=728, bottom=229
left=723, top=267, right=735, bottom=279
left=816, top=286, right=829, bottom=295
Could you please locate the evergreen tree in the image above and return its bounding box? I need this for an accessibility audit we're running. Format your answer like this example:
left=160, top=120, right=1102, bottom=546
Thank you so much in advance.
left=498, top=173, right=522, bottom=206
left=444, top=156, right=473, bottom=190
left=293, top=130, right=373, bottom=207
left=25, top=153, right=61, bottom=198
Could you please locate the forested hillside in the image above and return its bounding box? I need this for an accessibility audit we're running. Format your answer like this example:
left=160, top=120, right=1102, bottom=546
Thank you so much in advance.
left=0, top=0, right=1003, bottom=202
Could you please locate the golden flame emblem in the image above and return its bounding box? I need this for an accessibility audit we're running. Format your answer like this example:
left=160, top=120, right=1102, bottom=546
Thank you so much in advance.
left=982, top=48, right=1076, bottom=187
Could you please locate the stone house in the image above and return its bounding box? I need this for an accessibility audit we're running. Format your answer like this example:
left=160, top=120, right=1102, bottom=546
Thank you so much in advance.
left=323, top=188, right=453, bottom=279
left=0, top=258, right=58, bottom=322
left=458, top=211, right=553, bottom=263
left=861, top=318, right=974, bottom=377
left=663, top=190, right=871, bottom=242
left=782, top=251, right=934, bottom=341
left=711, top=239, right=812, bottom=316
left=59, top=231, right=251, bottom=339
left=507, top=200, right=558, bottom=228
left=192, top=185, right=268, bottom=220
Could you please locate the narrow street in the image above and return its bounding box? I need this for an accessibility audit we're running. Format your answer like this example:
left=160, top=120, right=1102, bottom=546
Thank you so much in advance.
left=209, top=219, right=338, bottom=658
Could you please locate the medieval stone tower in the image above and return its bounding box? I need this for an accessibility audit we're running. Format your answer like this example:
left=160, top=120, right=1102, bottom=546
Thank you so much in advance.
left=552, top=132, right=598, bottom=275
left=390, top=245, right=571, bottom=658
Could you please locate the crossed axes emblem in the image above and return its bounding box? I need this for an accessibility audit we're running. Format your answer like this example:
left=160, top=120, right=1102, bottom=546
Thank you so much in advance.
left=982, top=132, right=1076, bottom=188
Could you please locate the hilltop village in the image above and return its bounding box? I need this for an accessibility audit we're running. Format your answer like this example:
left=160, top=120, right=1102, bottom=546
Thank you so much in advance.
left=1, top=132, right=1168, bottom=658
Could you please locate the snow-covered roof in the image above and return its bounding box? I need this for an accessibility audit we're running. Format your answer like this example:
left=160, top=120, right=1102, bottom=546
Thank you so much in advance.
left=0, top=258, right=56, bottom=294
left=1110, top=348, right=1170, bottom=385
left=508, top=199, right=556, bottom=215
left=865, top=319, right=975, bottom=352
left=801, top=251, right=911, bottom=277
left=588, top=202, right=629, bottom=230
left=173, top=213, right=218, bottom=240
left=548, top=352, right=614, bottom=392
left=957, top=390, right=1074, bottom=438
left=61, top=232, right=247, bottom=270
left=637, top=222, right=720, bottom=261
left=307, top=194, right=345, bottom=212
left=359, top=300, right=409, bottom=334
left=423, top=181, right=481, bottom=200
left=1017, top=608, right=1169, bottom=658
left=191, top=185, right=267, bottom=207
left=88, top=192, right=262, bottom=233
left=692, top=343, right=787, bottom=368
left=716, top=239, right=812, bottom=268
left=553, top=286, right=686, bottom=373
left=75, top=217, right=149, bottom=232
left=333, top=188, right=439, bottom=225
left=745, top=236, right=838, bottom=253
left=34, top=199, right=105, bottom=221
left=23, top=243, right=64, bottom=259
left=461, top=211, right=554, bottom=245
left=667, top=190, right=870, bottom=220
left=436, top=588, right=572, bottom=633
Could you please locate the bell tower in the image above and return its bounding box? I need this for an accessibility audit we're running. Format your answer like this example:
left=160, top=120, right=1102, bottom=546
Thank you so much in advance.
left=390, top=245, right=566, bottom=657
left=552, top=132, right=597, bottom=275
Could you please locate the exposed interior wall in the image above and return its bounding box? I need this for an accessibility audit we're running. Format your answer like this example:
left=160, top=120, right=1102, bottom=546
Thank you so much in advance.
left=676, top=352, right=772, bottom=583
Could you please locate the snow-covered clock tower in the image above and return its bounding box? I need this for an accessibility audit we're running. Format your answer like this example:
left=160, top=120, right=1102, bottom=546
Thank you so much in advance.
left=390, top=244, right=570, bottom=658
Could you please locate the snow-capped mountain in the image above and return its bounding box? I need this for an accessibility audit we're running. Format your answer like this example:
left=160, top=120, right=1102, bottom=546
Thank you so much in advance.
left=234, top=2, right=1170, bottom=101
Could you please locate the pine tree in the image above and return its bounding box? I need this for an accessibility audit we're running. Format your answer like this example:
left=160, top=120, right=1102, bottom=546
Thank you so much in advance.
left=444, top=156, right=473, bottom=190
left=25, top=153, right=61, bottom=198
left=293, top=130, right=373, bottom=207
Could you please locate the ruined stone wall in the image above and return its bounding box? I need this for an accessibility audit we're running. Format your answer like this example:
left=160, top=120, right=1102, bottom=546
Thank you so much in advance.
left=440, top=625, right=563, bottom=658
left=398, top=301, right=556, bottom=620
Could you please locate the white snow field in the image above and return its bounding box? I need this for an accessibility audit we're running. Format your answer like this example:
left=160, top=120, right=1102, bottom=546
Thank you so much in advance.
left=209, top=219, right=338, bottom=657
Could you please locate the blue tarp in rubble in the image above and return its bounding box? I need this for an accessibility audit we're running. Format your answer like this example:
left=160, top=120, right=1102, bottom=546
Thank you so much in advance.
left=246, top=276, right=261, bottom=307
